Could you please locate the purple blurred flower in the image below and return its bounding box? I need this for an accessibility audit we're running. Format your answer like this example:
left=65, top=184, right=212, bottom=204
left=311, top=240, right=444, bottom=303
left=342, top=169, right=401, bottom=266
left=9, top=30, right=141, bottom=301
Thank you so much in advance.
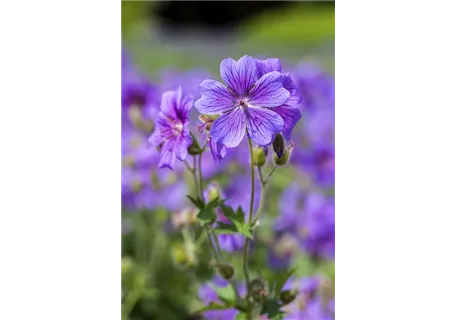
left=282, top=277, right=335, bottom=320
left=292, top=62, right=335, bottom=113
left=274, top=185, right=335, bottom=260
left=121, top=127, right=188, bottom=211
left=255, top=58, right=302, bottom=140
left=148, top=87, right=193, bottom=170
left=195, top=55, right=290, bottom=148
left=198, top=282, right=239, bottom=320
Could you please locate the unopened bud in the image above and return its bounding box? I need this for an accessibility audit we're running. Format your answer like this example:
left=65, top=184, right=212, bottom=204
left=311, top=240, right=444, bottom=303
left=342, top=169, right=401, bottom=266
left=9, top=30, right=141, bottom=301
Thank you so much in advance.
left=188, top=132, right=202, bottom=155
left=205, top=182, right=222, bottom=203
left=274, top=149, right=291, bottom=166
left=215, top=263, right=235, bottom=280
left=273, top=133, right=286, bottom=158
left=253, top=147, right=267, bottom=167
left=280, top=289, right=298, bottom=305
left=249, top=278, right=267, bottom=302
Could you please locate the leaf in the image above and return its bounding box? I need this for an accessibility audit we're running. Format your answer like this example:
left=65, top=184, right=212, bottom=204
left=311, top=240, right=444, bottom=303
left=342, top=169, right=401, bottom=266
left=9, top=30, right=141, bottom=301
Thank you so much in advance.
left=186, top=195, right=205, bottom=209
left=215, top=205, right=253, bottom=239
left=274, top=268, right=296, bottom=298
left=212, top=284, right=236, bottom=306
left=261, top=298, right=285, bottom=319
left=235, top=313, right=247, bottom=320
left=197, top=197, right=224, bottom=225
left=192, top=302, right=233, bottom=313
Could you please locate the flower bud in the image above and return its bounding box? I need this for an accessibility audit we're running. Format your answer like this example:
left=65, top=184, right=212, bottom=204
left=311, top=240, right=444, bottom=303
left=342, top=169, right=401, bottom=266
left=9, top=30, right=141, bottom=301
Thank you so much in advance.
left=280, top=289, right=298, bottom=305
left=253, top=147, right=267, bottom=167
left=274, top=149, right=291, bottom=166
left=215, top=262, right=235, bottom=280
left=188, top=132, right=202, bottom=155
left=273, top=133, right=286, bottom=158
left=205, top=182, right=222, bottom=203
left=249, top=278, right=267, bottom=302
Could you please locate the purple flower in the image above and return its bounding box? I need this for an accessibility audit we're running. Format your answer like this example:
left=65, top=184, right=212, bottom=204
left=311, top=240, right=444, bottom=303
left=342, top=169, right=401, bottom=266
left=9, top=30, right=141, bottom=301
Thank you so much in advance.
left=195, top=55, right=290, bottom=148
left=255, top=58, right=303, bottom=140
left=148, top=87, right=193, bottom=170
left=292, top=62, right=335, bottom=113
left=274, top=185, right=335, bottom=260
left=198, top=282, right=239, bottom=320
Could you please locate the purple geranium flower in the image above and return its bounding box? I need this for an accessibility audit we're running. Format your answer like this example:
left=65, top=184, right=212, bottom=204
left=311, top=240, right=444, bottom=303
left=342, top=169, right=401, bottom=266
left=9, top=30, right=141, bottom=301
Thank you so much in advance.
left=255, top=58, right=303, bottom=140
left=195, top=55, right=290, bottom=148
left=148, top=87, right=193, bottom=170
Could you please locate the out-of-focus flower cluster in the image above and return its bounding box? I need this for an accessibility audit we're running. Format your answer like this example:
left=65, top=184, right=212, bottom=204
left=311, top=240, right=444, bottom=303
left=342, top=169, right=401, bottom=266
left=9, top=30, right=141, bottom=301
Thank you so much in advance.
left=122, top=50, right=335, bottom=319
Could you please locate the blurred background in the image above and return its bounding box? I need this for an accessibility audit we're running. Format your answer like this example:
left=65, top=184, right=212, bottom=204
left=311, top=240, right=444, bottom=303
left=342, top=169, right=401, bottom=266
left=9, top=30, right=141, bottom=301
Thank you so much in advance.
left=122, top=2, right=335, bottom=319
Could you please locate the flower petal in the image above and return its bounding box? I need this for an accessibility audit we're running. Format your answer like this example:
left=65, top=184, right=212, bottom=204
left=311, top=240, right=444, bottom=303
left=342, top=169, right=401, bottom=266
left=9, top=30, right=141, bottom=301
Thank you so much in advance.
left=210, top=108, right=247, bottom=148
left=175, top=130, right=193, bottom=161
left=249, top=71, right=290, bottom=108
left=194, top=80, right=235, bottom=115
left=255, top=58, right=282, bottom=77
left=158, top=140, right=176, bottom=170
left=246, top=107, right=284, bottom=146
left=160, top=89, right=179, bottom=119
left=271, top=105, right=302, bottom=140
left=177, top=89, right=194, bottom=119
left=282, top=73, right=302, bottom=106
left=220, top=55, right=257, bottom=95
left=209, top=138, right=227, bottom=162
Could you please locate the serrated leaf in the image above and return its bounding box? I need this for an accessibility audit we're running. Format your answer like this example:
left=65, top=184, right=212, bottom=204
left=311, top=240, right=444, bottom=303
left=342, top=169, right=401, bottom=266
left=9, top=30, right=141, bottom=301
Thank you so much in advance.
left=186, top=195, right=205, bottom=209
left=195, top=197, right=224, bottom=225
left=216, top=204, right=253, bottom=239
left=274, top=268, right=296, bottom=298
left=261, top=298, right=285, bottom=319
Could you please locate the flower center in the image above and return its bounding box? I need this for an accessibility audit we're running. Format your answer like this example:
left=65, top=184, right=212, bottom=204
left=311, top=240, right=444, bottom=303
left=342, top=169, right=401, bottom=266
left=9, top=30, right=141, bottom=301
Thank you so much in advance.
left=172, top=121, right=183, bottom=136
left=239, top=97, right=248, bottom=109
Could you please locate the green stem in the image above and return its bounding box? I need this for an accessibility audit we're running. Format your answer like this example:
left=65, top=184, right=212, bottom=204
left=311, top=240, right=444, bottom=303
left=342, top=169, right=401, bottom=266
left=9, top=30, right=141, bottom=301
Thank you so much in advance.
left=263, top=164, right=278, bottom=185
left=242, top=137, right=256, bottom=319
left=252, top=167, right=266, bottom=226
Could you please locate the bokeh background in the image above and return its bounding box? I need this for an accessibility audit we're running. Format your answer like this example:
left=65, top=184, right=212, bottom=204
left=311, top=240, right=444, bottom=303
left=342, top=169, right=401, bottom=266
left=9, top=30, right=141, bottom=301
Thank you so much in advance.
left=122, top=2, right=335, bottom=319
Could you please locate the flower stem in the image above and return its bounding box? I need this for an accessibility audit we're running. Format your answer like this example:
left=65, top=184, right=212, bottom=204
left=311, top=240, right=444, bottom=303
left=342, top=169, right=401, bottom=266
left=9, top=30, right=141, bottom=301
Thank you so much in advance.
left=252, top=167, right=266, bottom=226
left=243, top=137, right=255, bottom=319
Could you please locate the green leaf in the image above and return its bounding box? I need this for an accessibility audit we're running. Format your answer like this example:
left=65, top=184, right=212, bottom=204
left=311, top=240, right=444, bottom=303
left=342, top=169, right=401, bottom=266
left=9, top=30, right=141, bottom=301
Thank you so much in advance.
left=196, top=197, right=224, bottom=225
left=235, top=313, right=247, bottom=320
left=261, top=298, right=285, bottom=319
left=215, top=205, right=253, bottom=239
left=192, top=302, right=233, bottom=313
left=186, top=195, right=205, bottom=209
left=212, top=284, right=236, bottom=306
left=274, top=268, right=296, bottom=298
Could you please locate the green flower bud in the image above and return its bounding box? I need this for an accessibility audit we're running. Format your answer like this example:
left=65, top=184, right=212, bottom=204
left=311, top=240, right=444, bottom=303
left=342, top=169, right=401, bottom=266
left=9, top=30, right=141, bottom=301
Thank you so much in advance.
left=215, top=263, right=235, bottom=280
left=188, top=132, right=202, bottom=155
left=249, top=278, right=267, bottom=302
left=273, top=133, right=286, bottom=158
left=206, top=182, right=222, bottom=203
left=274, top=148, right=291, bottom=166
left=253, top=147, right=267, bottom=167
left=280, top=289, right=298, bottom=305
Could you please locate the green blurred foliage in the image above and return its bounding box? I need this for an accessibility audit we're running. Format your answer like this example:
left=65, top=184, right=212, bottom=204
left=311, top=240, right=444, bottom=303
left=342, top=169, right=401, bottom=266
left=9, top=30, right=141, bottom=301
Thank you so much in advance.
left=240, top=3, right=335, bottom=44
